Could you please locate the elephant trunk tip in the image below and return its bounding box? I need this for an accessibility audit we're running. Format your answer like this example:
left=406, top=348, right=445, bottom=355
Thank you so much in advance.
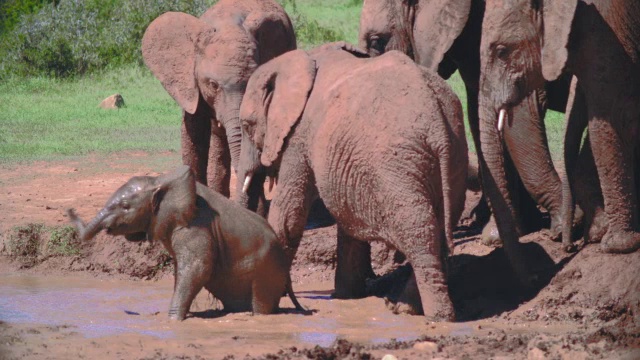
left=66, top=208, right=102, bottom=241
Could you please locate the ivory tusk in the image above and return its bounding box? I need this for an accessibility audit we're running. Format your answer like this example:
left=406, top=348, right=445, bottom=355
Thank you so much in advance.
left=217, top=121, right=222, bottom=128
left=498, top=109, right=506, bottom=132
left=242, top=175, right=252, bottom=194
left=268, top=176, right=275, bottom=193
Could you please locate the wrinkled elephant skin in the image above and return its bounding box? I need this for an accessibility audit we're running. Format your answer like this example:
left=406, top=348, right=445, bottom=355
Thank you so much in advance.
left=67, top=166, right=303, bottom=320
left=238, top=46, right=468, bottom=321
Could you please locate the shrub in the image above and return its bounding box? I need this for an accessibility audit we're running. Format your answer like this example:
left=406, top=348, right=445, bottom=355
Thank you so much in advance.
left=0, top=0, right=55, bottom=35
left=6, top=223, right=45, bottom=258
left=1, top=0, right=213, bottom=78
left=48, top=225, right=81, bottom=256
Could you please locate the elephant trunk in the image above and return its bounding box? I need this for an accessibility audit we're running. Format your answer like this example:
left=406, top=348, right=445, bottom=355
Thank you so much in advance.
left=478, top=96, right=534, bottom=288
left=236, top=127, right=268, bottom=216
left=67, top=208, right=109, bottom=241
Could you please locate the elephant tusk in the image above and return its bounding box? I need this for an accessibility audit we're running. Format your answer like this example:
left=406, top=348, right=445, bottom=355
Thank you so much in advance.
left=268, top=176, right=275, bottom=193
left=497, top=109, right=507, bottom=132
left=242, top=175, right=252, bottom=194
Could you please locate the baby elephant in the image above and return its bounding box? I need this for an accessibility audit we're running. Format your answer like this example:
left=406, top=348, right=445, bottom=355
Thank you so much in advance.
left=67, top=166, right=303, bottom=320
left=238, top=46, right=468, bottom=321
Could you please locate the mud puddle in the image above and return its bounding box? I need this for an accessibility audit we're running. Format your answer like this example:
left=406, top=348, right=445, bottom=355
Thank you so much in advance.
left=0, top=270, right=434, bottom=347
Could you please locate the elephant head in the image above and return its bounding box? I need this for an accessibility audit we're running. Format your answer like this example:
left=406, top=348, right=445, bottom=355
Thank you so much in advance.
left=358, top=0, right=472, bottom=74
left=68, top=166, right=197, bottom=244
left=142, top=12, right=275, bottom=171
left=238, top=50, right=317, bottom=193
left=479, top=0, right=576, bottom=118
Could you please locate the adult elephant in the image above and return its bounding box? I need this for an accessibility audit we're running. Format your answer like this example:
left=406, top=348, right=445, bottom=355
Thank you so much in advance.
left=478, top=0, right=640, bottom=258
left=358, top=0, right=569, bottom=247
left=142, top=0, right=295, bottom=211
left=238, top=46, right=468, bottom=319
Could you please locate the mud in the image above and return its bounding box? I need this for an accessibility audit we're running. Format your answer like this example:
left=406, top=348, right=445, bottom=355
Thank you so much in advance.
left=1, top=151, right=639, bottom=359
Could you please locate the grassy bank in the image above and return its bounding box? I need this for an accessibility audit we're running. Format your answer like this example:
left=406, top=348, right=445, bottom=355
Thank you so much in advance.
left=0, top=0, right=565, bottom=163
left=0, top=66, right=182, bottom=163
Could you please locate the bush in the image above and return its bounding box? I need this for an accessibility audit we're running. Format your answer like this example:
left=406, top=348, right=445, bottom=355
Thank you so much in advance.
left=48, top=225, right=81, bottom=256
left=1, top=0, right=213, bottom=78
left=0, top=0, right=55, bottom=34
left=0, top=0, right=350, bottom=78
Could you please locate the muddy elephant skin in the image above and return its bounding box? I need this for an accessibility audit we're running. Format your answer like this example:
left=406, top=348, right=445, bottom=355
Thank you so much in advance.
left=142, top=0, right=296, bottom=212
left=67, top=166, right=303, bottom=320
left=479, top=0, right=640, bottom=255
left=358, top=0, right=568, bottom=248
left=238, top=46, right=468, bottom=321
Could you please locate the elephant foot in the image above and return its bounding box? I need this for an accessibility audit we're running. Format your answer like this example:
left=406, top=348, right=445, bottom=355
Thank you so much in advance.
left=600, top=229, right=640, bottom=254
left=546, top=212, right=563, bottom=242
left=481, top=216, right=502, bottom=247
left=382, top=270, right=424, bottom=316
left=585, top=209, right=608, bottom=244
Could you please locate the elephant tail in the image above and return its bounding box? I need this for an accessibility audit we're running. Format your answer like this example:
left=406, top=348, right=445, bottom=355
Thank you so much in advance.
left=286, top=274, right=306, bottom=312
left=439, top=146, right=456, bottom=258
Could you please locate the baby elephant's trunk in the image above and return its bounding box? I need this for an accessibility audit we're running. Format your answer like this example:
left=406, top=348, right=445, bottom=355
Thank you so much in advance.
left=67, top=208, right=107, bottom=241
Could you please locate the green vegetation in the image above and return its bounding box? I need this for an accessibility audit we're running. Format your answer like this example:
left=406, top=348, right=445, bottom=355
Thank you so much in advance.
left=0, top=0, right=565, bottom=164
left=48, top=225, right=81, bottom=256
left=0, top=0, right=213, bottom=78
left=3, top=223, right=82, bottom=266
left=0, top=66, right=182, bottom=163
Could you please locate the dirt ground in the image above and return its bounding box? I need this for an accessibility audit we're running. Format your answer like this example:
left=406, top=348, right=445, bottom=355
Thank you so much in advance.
left=0, top=151, right=638, bottom=359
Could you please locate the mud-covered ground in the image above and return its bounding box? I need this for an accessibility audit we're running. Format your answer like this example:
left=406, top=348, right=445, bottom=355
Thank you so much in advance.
left=0, top=151, right=638, bottom=359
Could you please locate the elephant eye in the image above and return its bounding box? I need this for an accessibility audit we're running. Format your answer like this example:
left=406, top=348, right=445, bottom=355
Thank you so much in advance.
left=368, top=35, right=387, bottom=55
left=495, top=44, right=510, bottom=60
left=121, top=201, right=131, bottom=211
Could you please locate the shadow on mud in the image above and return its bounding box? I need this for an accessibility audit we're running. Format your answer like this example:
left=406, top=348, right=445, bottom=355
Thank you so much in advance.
left=367, top=241, right=575, bottom=322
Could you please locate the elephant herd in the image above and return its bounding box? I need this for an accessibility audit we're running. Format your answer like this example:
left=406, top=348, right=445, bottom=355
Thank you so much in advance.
left=70, top=0, right=640, bottom=322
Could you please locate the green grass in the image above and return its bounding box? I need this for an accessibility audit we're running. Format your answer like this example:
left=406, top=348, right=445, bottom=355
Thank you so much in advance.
left=0, top=66, right=182, bottom=163
left=0, top=0, right=565, bottom=164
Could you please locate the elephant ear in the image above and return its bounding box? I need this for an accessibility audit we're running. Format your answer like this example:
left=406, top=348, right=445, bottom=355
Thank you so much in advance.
left=541, top=0, right=578, bottom=81
left=242, top=10, right=296, bottom=64
left=412, top=0, right=472, bottom=70
left=242, top=50, right=316, bottom=167
left=142, top=12, right=205, bottom=115
left=152, top=165, right=197, bottom=228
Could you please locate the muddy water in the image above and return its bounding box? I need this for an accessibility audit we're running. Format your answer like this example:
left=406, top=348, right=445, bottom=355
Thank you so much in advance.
left=0, top=271, right=429, bottom=347
left=0, top=270, right=583, bottom=359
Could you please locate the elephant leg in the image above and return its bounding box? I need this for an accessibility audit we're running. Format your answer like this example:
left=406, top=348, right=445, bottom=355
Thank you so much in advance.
left=574, top=137, right=607, bottom=244
left=504, top=90, right=562, bottom=240
left=181, top=111, right=211, bottom=186
left=461, top=74, right=492, bottom=229
left=267, top=152, right=316, bottom=267
left=168, top=258, right=207, bottom=320
left=562, top=78, right=588, bottom=250
left=393, top=201, right=454, bottom=321
left=333, top=227, right=375, bottom=299
left=589, top=114, right=640, bottom=253
left=207, top=123, right=231, bottom=197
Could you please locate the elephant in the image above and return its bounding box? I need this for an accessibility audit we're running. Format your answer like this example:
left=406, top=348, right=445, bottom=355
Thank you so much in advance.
left=237, top=46, right=468, bottom=321
left=478, top=0, right=640, bottom=259
left=357, top=0, right=570, bottom=248
left=67, top=166, right=304, bottom=320
left=141, top=0, right=296, bottom=213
